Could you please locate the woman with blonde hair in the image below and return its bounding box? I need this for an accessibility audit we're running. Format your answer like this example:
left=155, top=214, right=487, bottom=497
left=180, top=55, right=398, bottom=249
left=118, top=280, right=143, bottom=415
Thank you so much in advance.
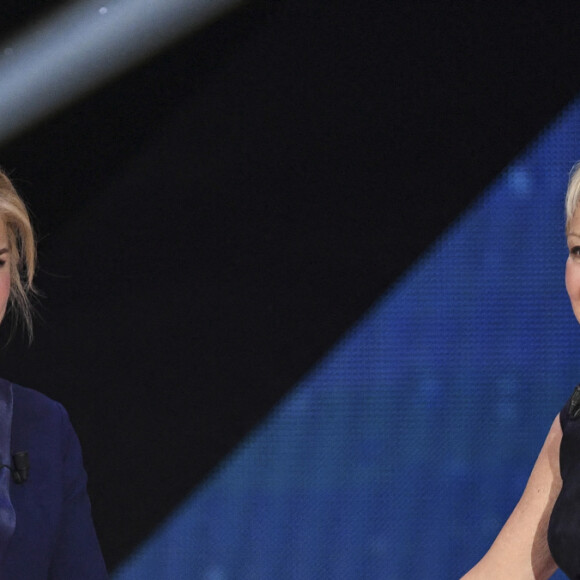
left=0, top=169, right=107, bottom=578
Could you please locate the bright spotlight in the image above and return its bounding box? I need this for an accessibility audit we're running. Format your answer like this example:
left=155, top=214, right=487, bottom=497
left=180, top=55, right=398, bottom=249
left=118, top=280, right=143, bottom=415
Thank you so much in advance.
left=0, top=0, right=242, bottom=145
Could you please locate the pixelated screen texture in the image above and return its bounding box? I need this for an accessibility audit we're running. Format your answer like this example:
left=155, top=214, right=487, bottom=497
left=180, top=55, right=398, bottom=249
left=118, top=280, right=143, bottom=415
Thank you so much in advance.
left=114, top=101, right=580, bottom=579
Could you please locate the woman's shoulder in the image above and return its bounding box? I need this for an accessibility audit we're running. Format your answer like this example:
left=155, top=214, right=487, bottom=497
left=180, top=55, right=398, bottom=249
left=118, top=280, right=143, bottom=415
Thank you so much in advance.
left=7, top=381, right=71, bottom=446
left=12, top=381, right=59, bottom=405
left=561, top=384, right=580, bottom=428
left=11, top=382, right=64, bottom=418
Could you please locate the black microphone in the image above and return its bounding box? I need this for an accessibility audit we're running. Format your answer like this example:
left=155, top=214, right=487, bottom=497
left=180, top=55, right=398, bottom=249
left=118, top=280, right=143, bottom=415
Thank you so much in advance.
left=11, top=452, right=29, bottom=484
left=0, top=451, right=30, bottom=484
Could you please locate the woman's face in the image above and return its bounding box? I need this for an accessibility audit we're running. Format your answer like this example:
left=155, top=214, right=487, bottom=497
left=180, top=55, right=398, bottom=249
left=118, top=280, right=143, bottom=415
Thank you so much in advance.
left=0, top=220, right=11, bottom=324
left=566, top=206, right=580, bottom=324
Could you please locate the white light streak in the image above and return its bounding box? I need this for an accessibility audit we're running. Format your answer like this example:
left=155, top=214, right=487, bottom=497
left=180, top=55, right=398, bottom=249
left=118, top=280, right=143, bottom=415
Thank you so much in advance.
left=0, top=0, right=241, bottom=145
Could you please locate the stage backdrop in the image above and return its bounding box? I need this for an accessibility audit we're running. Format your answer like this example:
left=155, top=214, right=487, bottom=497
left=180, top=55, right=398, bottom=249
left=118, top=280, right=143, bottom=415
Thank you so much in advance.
left=110, top=73, right=580, bottom=580
left=4, top=2, right=580, bottom=578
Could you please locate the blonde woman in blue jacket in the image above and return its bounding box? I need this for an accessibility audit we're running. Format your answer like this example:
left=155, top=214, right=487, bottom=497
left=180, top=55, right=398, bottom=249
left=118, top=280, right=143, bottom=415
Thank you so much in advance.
left=0, top=169, right=107, bottom=579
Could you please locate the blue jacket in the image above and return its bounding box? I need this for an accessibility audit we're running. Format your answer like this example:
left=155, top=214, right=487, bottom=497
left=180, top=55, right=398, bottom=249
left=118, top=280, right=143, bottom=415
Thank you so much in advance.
left=2, top=382, right=108, bottom=579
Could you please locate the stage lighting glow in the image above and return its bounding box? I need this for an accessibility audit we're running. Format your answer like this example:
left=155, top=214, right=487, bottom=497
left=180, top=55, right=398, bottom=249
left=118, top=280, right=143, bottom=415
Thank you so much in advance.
left=0, top=0, right=241, bottom=146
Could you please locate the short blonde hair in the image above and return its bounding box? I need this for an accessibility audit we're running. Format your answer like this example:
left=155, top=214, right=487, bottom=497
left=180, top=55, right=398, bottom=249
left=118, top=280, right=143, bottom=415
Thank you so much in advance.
left=566, top=161, right=580, bottom=234
left=0, top=169, right=36, bottom=340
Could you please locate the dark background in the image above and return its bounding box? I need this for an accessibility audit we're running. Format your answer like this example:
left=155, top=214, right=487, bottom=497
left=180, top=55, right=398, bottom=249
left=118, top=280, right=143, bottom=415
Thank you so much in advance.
left=0, top=1, right=578, bottom=570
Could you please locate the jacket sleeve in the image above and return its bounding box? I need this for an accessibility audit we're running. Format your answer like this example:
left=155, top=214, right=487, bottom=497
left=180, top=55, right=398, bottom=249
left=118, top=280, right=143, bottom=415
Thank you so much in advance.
left=48, top=403, right=108, bottom=579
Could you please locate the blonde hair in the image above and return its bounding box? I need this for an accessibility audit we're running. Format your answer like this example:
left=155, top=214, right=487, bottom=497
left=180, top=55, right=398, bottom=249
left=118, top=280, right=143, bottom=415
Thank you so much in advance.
left=0, top=169, right=36, bottom=340
left=566, top=162, right=580, bottom=233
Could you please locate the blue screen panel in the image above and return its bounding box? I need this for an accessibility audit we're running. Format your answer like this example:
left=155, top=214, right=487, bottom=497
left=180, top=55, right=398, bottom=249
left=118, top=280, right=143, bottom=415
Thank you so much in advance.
left=114, top=101, right=580, bottom=579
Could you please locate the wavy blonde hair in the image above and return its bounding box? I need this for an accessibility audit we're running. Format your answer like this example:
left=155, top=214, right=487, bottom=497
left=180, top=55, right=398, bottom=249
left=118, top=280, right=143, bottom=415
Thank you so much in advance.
left=0, top=169, right=36, bottom=340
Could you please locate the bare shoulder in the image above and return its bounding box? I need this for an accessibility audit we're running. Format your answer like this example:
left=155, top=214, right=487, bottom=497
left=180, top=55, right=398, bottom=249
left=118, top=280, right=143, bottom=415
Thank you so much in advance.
left=543, top=412, right=562, bottom=458
left=525, top=413, right=562, bottom=494
left=461, top=414, right=562, bottom=579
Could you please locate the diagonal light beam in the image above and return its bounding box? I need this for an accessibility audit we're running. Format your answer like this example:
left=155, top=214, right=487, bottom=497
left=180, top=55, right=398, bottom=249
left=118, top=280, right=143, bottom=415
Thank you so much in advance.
left=0, top=0, right=241, bottom=146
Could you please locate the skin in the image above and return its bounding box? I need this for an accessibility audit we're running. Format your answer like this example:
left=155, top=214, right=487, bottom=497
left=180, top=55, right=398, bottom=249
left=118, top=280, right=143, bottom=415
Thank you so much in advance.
left=0, top=219, right=11, bottom=323
left=459, top=206, right=580, bottom=579
left=566, top=208, right=580, bottom=324
left=460, top=415, right=561, bottom=579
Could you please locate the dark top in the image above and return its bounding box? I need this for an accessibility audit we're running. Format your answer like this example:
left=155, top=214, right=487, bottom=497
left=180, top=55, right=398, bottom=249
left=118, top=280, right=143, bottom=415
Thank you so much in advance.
left=548, top=386, right=580, bottom=578
left=2, top=382, right=108, bottom=579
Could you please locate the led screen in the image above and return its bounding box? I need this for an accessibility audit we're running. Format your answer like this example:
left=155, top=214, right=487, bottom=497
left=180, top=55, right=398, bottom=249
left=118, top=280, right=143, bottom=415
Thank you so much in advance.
left=113, top=100, right=580, bottom=580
